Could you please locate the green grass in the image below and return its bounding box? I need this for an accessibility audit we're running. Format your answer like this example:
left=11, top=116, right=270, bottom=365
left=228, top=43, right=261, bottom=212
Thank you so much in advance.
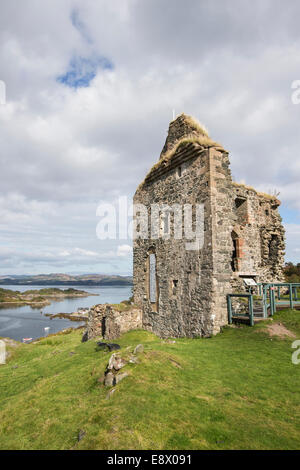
left=0, top=310, right=299, bottom=450
left=111, top=301, right=137, bottom=312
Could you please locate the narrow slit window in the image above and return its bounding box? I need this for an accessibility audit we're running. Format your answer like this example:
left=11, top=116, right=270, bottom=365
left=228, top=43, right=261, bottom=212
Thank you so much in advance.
left=176, top=163, right=186, bottom=179
left=149, top=253, right=157, bottom=304
left=231, top=231, right=238, bottom=272
left=172, top=279, right=178, bottom=295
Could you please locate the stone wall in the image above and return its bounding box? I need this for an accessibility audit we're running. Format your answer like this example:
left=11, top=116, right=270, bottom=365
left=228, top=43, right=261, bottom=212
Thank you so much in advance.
left=134, top=142, right=216, bottom=338
left=159, top=113, right=209, bottom=159
left=229, top=183, right=285, bottom=288
left=85, top=304, right=142, bottom=341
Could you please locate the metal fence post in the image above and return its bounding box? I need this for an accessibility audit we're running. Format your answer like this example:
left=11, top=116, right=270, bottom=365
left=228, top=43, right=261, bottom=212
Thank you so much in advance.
left=249, top=295, right=254, bottom=326
left=293, top=286, right=298, bottom=301
left=273, top=288, right=277, bottom=313
left=289, top=284, right=294, bottom=310
left=269, top=287, right=274, bottom=316
left=258, top=284, right=262, bottom=296
left=227, top=295, right=232, bottom=324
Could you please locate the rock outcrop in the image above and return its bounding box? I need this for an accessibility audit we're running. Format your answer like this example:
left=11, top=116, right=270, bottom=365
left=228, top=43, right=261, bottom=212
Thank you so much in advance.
left=102, top=344, right=144, bottom=389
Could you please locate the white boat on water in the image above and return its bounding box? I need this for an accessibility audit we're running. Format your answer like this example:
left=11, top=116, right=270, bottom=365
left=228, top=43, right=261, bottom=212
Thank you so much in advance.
left=77, top=308, right=89, bottom=315
left=22, top=338, right=32, bottom=343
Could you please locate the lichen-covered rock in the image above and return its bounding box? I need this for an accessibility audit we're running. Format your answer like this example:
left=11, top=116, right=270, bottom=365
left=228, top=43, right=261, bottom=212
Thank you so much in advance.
left=106, top=388, right=116, bottom=399
left=129, top=355, right=139, bottom=364
left=114, top=372, right=128, bottom=385
left=104, top=372, right=115, bottom=387
left=107, top=353, right=127, bottom=371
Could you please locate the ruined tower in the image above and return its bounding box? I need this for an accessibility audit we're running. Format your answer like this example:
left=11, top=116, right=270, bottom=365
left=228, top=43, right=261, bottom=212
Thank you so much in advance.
left=133, top=114, right=285, bottom=338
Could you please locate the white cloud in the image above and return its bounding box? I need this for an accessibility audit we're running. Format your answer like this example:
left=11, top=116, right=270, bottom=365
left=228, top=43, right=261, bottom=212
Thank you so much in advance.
left=117, top=245, right=132, bottom=257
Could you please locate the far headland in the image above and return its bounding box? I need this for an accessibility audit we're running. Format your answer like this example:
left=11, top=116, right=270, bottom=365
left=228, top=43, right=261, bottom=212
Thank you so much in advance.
left=0, top=273, right=133, bottom=287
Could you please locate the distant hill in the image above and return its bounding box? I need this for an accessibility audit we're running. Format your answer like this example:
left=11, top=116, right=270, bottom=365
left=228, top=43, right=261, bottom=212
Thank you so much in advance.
left=0, top=273, right=133, bottom=286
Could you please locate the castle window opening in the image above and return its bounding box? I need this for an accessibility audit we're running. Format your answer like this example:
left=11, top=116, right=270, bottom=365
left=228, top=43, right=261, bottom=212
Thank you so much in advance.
left=172, top=279, right=178, bottom=295
left=149, top=253, right=157, bottom=307
left=176, top=163, right=186, bottom=179
left=231, top=239, right=238, bottom=271
left=234, top=197, right=248, bottom=224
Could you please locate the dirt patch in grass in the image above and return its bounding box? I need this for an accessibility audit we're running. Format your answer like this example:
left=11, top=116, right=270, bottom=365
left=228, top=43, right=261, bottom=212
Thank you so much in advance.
left=265, top=322, right=296, bottom=339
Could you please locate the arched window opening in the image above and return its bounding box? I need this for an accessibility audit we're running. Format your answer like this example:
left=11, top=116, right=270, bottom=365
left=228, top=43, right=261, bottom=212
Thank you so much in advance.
left=234, top=197, right=248, bottom=224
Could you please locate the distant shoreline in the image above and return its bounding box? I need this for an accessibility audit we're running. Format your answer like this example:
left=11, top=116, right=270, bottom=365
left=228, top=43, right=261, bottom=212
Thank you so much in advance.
left=0, top=287, right=97, bottom=307
left=0, top=274, right=133, bottom=287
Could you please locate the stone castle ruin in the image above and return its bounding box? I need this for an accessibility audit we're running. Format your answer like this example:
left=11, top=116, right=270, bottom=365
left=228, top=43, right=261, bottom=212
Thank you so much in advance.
left=86, top=113, right=285, bottom=341
left=132, top=114, right=285, bottom=338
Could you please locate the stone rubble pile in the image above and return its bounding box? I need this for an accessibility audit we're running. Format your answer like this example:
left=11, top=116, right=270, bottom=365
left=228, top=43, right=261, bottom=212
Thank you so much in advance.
left=103, top=344, right=144, bottom=389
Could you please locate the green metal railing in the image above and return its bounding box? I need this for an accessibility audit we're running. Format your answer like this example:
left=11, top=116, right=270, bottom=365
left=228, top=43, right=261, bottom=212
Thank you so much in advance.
left=227, top=282, right=300, bottom=326
left=227, top=293, right=254, bottom=326
left=258, top=283, right=300, bottom=316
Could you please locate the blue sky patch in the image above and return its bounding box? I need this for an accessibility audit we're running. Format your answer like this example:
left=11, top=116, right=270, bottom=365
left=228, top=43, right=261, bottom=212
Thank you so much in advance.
left=279, top=206, right=300, bottom=224
left=57, top=54, right=113, bottom=88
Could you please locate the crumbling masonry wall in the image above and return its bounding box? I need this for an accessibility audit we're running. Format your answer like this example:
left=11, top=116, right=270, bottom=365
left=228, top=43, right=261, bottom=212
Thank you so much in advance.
left=133, top=114, right=285, bottom=338
left=134, top=147, right=215, bottom=338
left=86, top=304, right=142, bottom=341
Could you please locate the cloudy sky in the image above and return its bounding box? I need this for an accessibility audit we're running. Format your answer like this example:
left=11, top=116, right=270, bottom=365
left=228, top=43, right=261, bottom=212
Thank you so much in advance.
left=0, top=0, right=300, bottom=275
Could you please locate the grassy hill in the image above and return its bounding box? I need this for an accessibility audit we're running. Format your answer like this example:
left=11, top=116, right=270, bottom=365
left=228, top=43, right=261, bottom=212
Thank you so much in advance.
left=0, top=309, right=299, bottom=450
left=0, top=273, right=133, bottom=286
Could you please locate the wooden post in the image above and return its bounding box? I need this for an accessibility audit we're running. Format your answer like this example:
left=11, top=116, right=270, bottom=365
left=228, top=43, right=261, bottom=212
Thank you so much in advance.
left=227, top=295, right=232, bottom=324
